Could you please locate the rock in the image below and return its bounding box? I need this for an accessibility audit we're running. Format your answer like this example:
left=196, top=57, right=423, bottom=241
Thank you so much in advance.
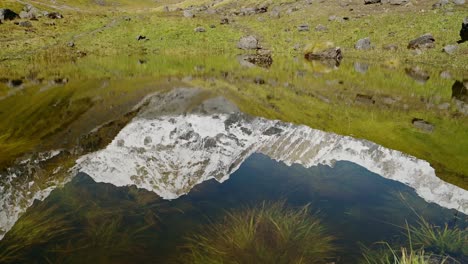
left=0, top=9, right=19, bottom=21
left=270, top=9, right=280, bottom=19
left=355, top=94, right=375, bottom=105
left=237, top=35, right=259, bottom=50
left=442, top=44, right=458, bottom=54
left=355, top=37, right=372, bottom=50
left=412, top=118, right=434, bottom=133
left=305, top=47, right=343, bottom=62
left=453, top=0, right=465, bottom=5
left=18, top=21, right=32, bottom=27
left=19, top=4, right=41, bottom=19
left=235, top=6, right=268, bottom=16
left=432, top=0, right=449, bottom=9
left=354, top=62, right=369, bottom=73
left=438, top=103, right=451, bottom=110
left=210, top=24, right=216, bottom=28
left=47, top=12, right=63, bottom=19
left=315, top=24, right=328, bottom=32
left=440, top=70, right=452, bottom=79
left=67, top=41, right=75, bottom=48
left=220, top=18, right=229, bottom=24
left=460, top=17, right=468, bottom=43
left=183, top=10, right=194, bottom=18
left=194, top=27, right=206, bottom=32
left=364, top=0, right=381, bottom=4
left=405, top=66, right=430, bottom=84
left=298, top=24, right=310, bottom=32
left=408, top=34, right=435, bottom=49
left=383, top=44, right=398, bottom=51
left=54, top=78, right=68, bottom=84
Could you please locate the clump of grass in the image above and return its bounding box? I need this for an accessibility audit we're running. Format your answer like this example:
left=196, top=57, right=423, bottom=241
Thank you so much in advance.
left=180, top=201, right=335, bottom=264
left=0, top=204, right=73, bottom=263
left=407, top=218, right=467, bottom=261
left=361, top=214, right=467, bottom=264
left=361, top=244, right=442, bottom=264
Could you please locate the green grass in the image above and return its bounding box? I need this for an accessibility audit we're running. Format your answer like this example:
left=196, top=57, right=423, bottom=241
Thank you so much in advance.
left=180, top=201, right=335, bottom=264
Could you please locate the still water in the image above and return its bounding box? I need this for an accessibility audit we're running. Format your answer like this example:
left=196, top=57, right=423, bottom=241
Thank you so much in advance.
left=0, top=56, right=467, bottom=263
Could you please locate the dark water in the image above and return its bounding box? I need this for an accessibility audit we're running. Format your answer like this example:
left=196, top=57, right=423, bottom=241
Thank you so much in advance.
left=2, top=154, right=464, bottom=263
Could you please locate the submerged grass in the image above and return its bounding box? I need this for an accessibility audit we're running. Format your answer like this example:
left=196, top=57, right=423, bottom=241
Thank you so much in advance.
left=0, top=203, right=73, bottom=263
left=180, top=201, right=335, bottom=264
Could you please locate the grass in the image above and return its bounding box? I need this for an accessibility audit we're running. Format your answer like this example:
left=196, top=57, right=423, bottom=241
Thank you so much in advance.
left=180, top=201, right=335, bottom=264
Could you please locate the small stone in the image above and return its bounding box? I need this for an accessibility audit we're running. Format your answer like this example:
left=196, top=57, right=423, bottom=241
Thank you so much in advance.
left=355, top=37, right=372, bottom=50
left=315, top=24, right=328, bottom=32
left=220, top=18, right=229, bottom=24
left=354, top=62, right=369, bottom=73
left=298, top=24, right=310, bottom=32
left=442, top=44, right=458, bottom=54
left=47, top=12, right=63, bottom=19
left=194, top=27, right=206, bottom=32
left=364, top=0, right=381, bottom=4
left=405, top=66, right=430, bottom=84
left=412, top=118, right=434, bottom=133
left=408, top=34, right=435, bottom=50
left=183, top=10, right=194, bottom=18
left=67, top=41, right=75, bottom=48
left=238, top=35, right=259, bottom=50
left=440, top=71, right=452, bottom=79
left=18, top=21, right=32, bottom=27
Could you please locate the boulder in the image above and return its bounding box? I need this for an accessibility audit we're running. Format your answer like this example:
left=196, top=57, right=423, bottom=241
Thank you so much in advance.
left=460, top=17, right=468, bottom=43
left=19, top=4, right=41, bottom=19
left=238, top=35, right=259, bottom=50
left=0, top=9, right=19, bottom=21
left=407, top=34, right=435, bottom=49
left=355, top=37, right=372, bottom=50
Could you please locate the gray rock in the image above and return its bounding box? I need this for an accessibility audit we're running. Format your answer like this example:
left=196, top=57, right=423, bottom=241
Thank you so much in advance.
left=432, top=0, right=449, bottom=9
left=412, top=118, right=434, bottom=133
left=0, top=9, right=19, bottom=21
left=408, top=34, right=435, bottom=49
left=237, top=35, right=259, bottom=50
left=220, top=18, right=229, bottom=24
left=383, top=0, right=409, bottom=4
left=453, top=0, right=465, bottom=5
left=440, top=71, right=452, bottom=79
left=18, top=20, right=32, bottom=27
left=364, top=0, right=381, bottom=4
left=183, top=10, right=195, bottom=18
left=19, top=4, right=41, bottom=19
left=67, top=41, right=75, bottom=48
left=298, top=24, right=310, bottom=32
left=355, top=37, right=372, bottom=50
left=442, top=44, right=458, bottom=54
left=270, top=9, right=280, bottom=19
left=194, top=27, right=206, bottom=33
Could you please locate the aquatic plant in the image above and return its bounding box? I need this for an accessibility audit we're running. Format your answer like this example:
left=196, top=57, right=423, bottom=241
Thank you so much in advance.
left=180, top=201, right=335, bottom=264
left=0, top=204, right=73, bottom=263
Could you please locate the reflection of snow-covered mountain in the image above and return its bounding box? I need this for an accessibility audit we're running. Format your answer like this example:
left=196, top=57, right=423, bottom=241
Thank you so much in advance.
left=77, top=88, right=468, bottom=214
left=1, top=87, right=467, bottom=240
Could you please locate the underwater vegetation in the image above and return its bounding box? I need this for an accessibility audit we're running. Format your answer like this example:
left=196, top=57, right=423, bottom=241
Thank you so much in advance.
left=180, top=201, right=335, bottom=264
left=0, top=203, right=73, bottom=263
